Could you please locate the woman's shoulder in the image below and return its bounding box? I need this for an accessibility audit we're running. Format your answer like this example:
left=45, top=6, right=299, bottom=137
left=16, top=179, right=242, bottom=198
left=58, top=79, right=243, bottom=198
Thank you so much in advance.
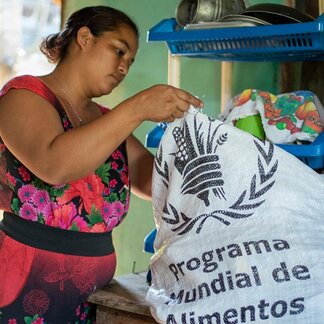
left=0, top=74, right=56, bottom=104
left=1, top=74, right=40, bottom=91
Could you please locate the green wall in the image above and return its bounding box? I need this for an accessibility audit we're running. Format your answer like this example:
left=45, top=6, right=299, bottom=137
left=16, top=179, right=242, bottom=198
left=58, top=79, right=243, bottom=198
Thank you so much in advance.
left=64, top=0, right=281, bottom=275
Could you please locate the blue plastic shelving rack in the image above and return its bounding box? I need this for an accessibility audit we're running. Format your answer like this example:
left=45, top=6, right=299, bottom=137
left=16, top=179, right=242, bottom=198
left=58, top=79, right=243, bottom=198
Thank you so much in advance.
left=147, top=14, right=324, bottom=62
left=146, top=15, right=324, bottom=169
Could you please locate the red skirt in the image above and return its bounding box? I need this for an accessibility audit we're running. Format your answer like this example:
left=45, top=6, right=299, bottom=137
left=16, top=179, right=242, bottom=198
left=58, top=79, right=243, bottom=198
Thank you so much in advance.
left=0, top=214, right=116, bottom=323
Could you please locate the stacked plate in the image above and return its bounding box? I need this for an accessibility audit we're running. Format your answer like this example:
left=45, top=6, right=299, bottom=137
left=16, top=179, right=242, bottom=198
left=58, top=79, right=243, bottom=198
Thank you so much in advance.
left=180, top=2, right=315, bottom=29
left=185, top=16, right=270, bottom=30
left=241, top=3, right=314, bottom=24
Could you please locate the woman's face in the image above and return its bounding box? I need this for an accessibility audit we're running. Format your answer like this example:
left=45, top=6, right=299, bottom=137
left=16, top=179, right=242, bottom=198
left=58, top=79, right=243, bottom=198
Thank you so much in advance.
left=83, top=24, right=139, bottom=97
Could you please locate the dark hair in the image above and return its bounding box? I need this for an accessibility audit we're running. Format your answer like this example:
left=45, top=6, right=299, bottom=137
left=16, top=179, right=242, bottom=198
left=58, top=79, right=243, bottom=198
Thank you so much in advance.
left=40, top=6, right=139, bottom=64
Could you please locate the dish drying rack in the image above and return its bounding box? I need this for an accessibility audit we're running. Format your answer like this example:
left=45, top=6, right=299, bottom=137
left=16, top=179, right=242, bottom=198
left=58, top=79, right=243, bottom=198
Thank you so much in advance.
left=147, top=14, right=324, bottom=62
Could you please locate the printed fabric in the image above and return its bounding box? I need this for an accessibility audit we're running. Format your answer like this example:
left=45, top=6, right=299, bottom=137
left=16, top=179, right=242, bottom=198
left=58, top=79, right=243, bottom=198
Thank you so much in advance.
left=0, top=75, right=130, bottom=323
left=220, top=89, right=324, bottom=144
left=0, top=74, right=130, bottom=232
left=147, top=107, right=324, bottom=324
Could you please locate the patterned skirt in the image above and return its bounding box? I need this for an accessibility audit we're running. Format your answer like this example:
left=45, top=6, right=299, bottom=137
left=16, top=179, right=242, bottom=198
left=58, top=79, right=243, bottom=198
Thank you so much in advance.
left=0, top=213, right=116, bottom=324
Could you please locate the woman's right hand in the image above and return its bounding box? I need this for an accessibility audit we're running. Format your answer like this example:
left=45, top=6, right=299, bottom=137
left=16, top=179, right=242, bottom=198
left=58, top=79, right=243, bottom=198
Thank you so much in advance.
left=127, top=84, right=204, bottom=123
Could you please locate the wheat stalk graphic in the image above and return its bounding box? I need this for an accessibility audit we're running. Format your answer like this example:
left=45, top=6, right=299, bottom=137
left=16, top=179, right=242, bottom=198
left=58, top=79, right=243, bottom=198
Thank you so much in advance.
left=155, top=115, right=278, bottom=235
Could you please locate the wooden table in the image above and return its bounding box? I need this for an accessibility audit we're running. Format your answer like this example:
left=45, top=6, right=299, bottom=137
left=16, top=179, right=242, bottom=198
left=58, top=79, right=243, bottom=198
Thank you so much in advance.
left=87, top=272, right=158, bottom=323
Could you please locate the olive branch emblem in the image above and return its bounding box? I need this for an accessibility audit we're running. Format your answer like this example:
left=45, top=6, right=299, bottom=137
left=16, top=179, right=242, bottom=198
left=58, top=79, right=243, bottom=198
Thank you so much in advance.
left=155, top=115, right=278, bottom=235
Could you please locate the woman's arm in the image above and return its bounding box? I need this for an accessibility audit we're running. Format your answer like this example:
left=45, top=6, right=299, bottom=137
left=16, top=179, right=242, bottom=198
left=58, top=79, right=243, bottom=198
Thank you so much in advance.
left=0, top=85, right=202, bottom=185
left=126, top=134, right=154, bottom=200
left=0, top=89, right=141, bottom=184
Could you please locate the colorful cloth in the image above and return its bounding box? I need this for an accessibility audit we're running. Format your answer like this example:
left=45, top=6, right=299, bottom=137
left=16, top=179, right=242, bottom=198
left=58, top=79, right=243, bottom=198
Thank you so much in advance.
left=220, top=89, right=324, bottom=144
left=0, top=75, right=130, bottom=323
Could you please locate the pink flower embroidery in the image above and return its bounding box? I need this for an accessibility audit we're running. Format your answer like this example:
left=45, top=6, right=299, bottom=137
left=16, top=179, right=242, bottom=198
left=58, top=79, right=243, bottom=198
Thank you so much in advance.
left=63, top=119, right=69, bottom=128
left=18, top=184, right=37, bottom=203
left=109, top=179, right=117, bottom=188
left=106, top=216, right=119, bottom=231
left=111, top=161, right=118, bottom=170
left=8, top=320, right=17, bottom=324
left=113, top=201, right=124, bottom=218
left=38, top=203, right=54, bottom=221
left=111, top=151, right=119, bottom=160
left=103, top=187, right=111, bottom=196
left=19, top=203, right=38, bottom=221
left=101, top=201, right=124, bottom=222
left=6, top=172, right=16, bottom=187
left=18, top=165, right=31, bottom=182
left=80, top=312, right=87, bottom=320
left=101, top=201, right=111, bottom=222
left=31, top=189, right=51, bottom=211
left=101, top=201, right=125, bottom=230
left=70, top=215, right=90, bottom=232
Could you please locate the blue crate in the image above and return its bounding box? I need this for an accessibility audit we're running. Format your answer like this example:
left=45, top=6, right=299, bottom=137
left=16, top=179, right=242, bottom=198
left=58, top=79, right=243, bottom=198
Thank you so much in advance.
left=277, top=131, right=324, bottom=169
left=147, top=15, right=324, bottom=62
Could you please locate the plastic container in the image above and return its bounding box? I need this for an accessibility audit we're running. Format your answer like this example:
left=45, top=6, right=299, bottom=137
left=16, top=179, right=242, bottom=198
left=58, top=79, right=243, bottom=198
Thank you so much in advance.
left=145, top=122, right=168, bottom=148
left=235, top=114, right=265, bottom=140
left=143, top=228, right=157, bottom=253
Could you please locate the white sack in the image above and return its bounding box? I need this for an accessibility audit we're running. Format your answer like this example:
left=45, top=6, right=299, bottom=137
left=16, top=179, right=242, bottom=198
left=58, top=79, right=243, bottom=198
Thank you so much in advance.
left=147, top=107, right=324, bottom=324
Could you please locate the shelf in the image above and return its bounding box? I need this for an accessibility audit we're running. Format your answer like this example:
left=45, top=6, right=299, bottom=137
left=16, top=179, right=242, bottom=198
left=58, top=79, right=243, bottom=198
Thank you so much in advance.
left=147, top=14, right=324, bottom=62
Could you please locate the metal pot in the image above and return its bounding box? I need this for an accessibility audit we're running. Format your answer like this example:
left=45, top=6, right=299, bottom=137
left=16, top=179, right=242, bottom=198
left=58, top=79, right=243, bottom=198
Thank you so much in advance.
left=176, top=0, right=246, bottom=26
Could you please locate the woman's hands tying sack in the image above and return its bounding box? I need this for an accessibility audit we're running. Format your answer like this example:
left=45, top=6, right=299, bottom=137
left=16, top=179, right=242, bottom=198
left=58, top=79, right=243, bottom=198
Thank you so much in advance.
left=127, top=84, right=204, bottom=123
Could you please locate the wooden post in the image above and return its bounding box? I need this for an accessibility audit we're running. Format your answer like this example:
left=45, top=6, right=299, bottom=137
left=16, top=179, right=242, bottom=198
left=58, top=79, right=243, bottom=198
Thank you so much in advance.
left=220, top=62, right=233, bottom=112
left=167, top=51, right=181, bottom=88
left=319, top=0, right=324, bottom=13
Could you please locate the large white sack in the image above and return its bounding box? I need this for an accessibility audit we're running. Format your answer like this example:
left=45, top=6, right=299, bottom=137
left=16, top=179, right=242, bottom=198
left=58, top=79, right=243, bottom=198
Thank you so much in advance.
left=147, top=107, right=324, bottom=324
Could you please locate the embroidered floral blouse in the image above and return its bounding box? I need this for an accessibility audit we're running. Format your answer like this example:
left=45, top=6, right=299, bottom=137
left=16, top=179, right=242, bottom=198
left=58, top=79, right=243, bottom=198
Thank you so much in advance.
left=0, top=75, right=130, bottom=233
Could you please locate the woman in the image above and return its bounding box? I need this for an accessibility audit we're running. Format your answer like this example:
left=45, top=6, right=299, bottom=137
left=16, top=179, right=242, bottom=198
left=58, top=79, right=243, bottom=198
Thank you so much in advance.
left=0, top=5, right=203, bottom=323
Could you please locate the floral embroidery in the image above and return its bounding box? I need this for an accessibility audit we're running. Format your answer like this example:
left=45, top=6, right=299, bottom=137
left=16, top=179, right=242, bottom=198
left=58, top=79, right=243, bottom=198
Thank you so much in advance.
left=18, top=185, right=37, bottom=203
left=46, top=203, right=78, bottom=229
left=6, top=172, right=16, bottom=187
left=0, top=76, right=119, bottom=323
left=23, top=290, right=49, bottom=316
left=19, top=203, right=38, bottom=221
left=8, top=320, right=17, bottom=324
left=57, top=173, right=105, bottom=215
left=0, top=98, right=130, bottom=233
left=18, top=165, right=31, bottom=182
